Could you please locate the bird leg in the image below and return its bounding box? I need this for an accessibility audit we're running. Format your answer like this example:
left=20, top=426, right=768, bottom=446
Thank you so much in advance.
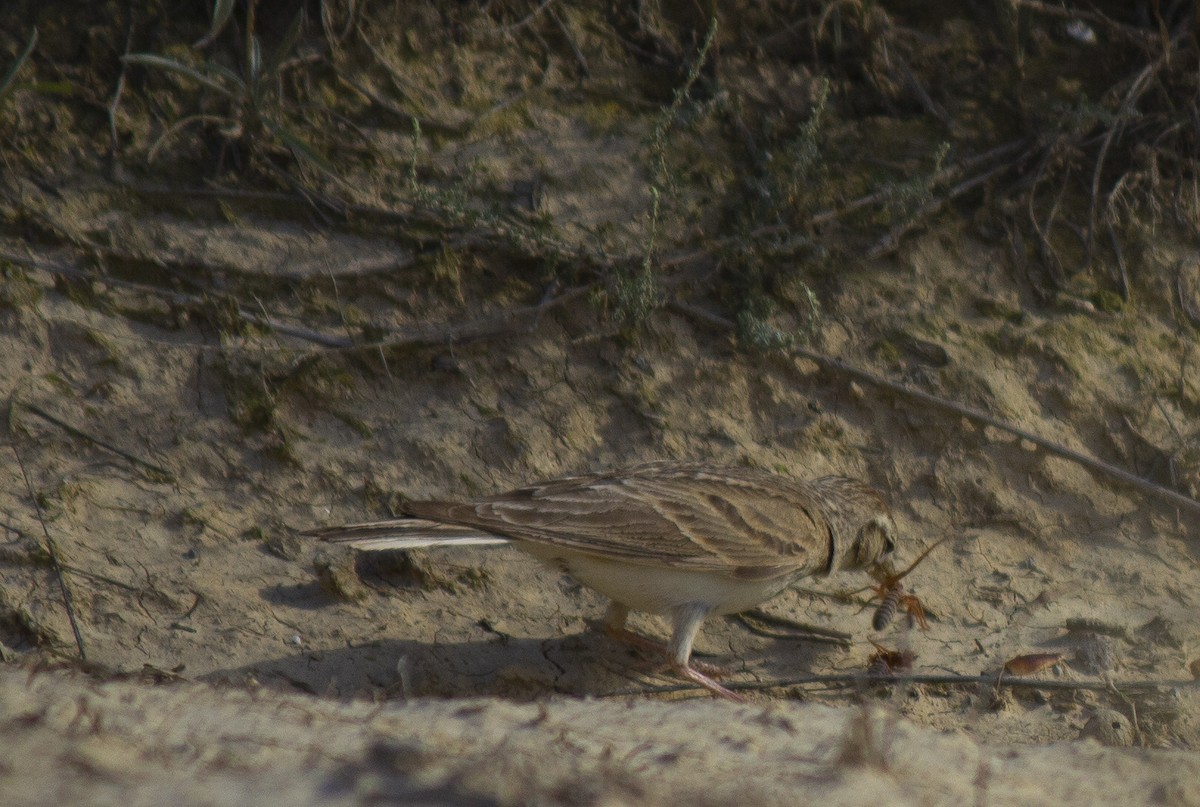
left=600, top=603, right=743, bottom=700
left=599, top=603, right=729, bottom=678
left=600, top=602, right=662, bottom=654
left=667, top=603, right=747, bottom=703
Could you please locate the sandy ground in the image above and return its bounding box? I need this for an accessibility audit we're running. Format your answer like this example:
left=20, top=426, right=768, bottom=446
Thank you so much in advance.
left=2, top=211, right=1198, bottom=802
left=4, top=666, right=1200, bottom=807
left=2, top=3, right=1200, bottom=804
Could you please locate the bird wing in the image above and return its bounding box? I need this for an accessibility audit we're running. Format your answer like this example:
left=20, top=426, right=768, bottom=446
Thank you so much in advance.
left=406, top=462, right=835, bottom=580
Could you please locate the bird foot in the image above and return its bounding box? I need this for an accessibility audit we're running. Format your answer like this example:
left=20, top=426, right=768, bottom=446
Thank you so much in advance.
left=601, top=624, right=728, bottom=675
left=670, top=660, right=747, bottom=703
left=602, top=623, right=742, bottom=699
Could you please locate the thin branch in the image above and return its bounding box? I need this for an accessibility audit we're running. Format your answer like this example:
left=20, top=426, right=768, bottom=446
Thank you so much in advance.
left=866, top=158, right=1020, bottom=260
left=609, top=671, right=1200, bottom=699
left=1087, top=55, right=1165, bottom=254
left=733, top=609, right=853, bottom=646
left=492, top=0, right=557, bottom=36
left=106, top=7, right=135, bottom=161
left=344, top=284, right=595, bottom=350
left=6, top=436, right=88, bottom=662
left=3, top=247, right=354, bottom=349
left=669, top=301, right=1200, bottom=518
left=17, top=401, right=175, bottom=483
left=3, top=243, right=593, bottom=353
left=809, top=139, right=1028, bottom=228
left=549, top=6, right=590, bottom=79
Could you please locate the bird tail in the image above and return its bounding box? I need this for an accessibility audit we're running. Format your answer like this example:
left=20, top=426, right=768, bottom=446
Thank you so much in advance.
left=301, top=519, right=510, bottom=551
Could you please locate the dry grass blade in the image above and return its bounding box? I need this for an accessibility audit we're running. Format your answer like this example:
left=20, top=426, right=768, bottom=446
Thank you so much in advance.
left=614, top=672, right=1200, bottom=700
left=16, top=401, right=175, bottom=483
left=0, top=26, right=37, bottom=106
left=5, top=425, right=87, bottom=662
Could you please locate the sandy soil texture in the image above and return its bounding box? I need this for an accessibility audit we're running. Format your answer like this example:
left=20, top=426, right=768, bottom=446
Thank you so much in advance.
left=1, top=2, right=1199, bottom=804
left=4, top=666, right=1200, bottom=807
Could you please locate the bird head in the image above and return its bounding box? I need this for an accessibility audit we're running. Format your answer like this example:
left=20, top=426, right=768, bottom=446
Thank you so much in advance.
left=817, top=477, right=897, bottom=572
left=843, top=511, right=897, bottom=570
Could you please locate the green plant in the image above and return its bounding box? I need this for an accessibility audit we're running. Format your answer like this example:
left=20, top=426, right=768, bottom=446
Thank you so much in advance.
left=770, top=78, right=831, bottom=216
left=122, top=1, right=329, bottom=171
left=613, top=16, right=720, bottom=329
left=882, top=141, right=950, bottom=224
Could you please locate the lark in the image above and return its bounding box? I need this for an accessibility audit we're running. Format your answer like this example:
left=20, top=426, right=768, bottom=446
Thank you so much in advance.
left=304, top=461, right=897, bottom=701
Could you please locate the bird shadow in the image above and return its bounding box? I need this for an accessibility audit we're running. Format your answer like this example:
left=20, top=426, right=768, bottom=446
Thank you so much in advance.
left=199, top=616, right=846, bottom=701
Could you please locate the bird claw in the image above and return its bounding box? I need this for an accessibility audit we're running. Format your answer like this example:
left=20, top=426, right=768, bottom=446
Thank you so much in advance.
left=671, top=660, right=748, bottom=703
left=602, top=623, right=741, bottom=696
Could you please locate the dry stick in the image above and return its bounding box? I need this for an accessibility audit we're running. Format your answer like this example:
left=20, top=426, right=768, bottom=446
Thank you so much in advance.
left=350, top=284, right=595, bottom=350
left=733, top=610, right=852, bottom=646
left=3, top=248, right=354, bottom=349
left=1025, top=149, right=1070, bottom=293
left=2, top=247, right=331, bottom=348
left=4, top=245, right=593, bottom=352
left=656, top=143, right=1030, bottom=271
left=550, top=6, right=591, bottom=79
left=7, top=441, right=88, bottom=662
left=106, top=8, right=135, bottom=161
left=121, top=179, right=597, bottom=273
left=669, top=302, right=1200, bottom=518
left=892, top=52, right=952, bottom=128
left=808, top=139, right=1028, bottom=228
left=18, top=401, right=175, bottom=483
left=866, top=158, right=1020, bottom=260
left=1086, top=55, right=1164, bottom=254
left=492, top=0, right=557, bottom=35
left=615, top=671, right=1200, bottom=700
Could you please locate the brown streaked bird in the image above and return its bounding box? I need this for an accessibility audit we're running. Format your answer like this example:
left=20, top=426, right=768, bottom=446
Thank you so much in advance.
left=303, top=461, right=897, bottom=701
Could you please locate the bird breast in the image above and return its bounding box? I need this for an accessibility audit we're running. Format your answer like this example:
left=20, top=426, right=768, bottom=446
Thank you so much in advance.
left=516, top=541, right=795, bottom=616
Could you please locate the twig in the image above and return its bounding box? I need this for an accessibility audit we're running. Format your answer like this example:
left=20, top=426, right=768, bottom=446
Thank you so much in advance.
left=1, top=246, right=365, bottom=349
left=610, top=671, right=1200, bottom=699
left=1087, top=55, right=1164, bottom=255
left=809, top=139, right=1028, bottom=227
left=338, top=284, right=595, bottom=350
left=668, top=301, right=1200, bottom=518
left=492, top=0, right=557, bottom=36
left=866, top=158, right=1019, bottom=259
left=106, top=7, right=135, bottom=161
left=733, top=609, right=853, bottom=646
left=549, top=6, right=590, bottom=79
left=6, top=436, right=88, bottom=662
left=892, top=52, right=953, bottom=128
left=4, top=243, right=594, bottom=353
left=17, top=400, right=175, bottom=483
left=1024, top=148, right=1068, bottom=293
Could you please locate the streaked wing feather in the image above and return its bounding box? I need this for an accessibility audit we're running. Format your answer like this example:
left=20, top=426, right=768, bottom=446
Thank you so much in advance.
left=406, top=463, right=833, bottom=577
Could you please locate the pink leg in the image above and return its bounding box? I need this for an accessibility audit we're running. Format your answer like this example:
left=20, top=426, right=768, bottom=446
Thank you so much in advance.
left=669, top=659, right=747, bottom=703
left=600, top=603, right=730, bottom=677
left=601, top=602, right=747, bottom=702
left=667, top=603, right=747, bottom=703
